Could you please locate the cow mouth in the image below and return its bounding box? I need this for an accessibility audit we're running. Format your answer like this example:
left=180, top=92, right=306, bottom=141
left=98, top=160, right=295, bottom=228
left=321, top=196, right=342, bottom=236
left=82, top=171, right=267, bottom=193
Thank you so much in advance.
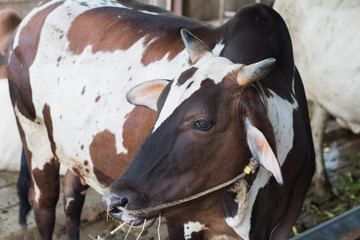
left=102, top=190, right=159, bottom=229
left=107, top=206, right=158, bottom=229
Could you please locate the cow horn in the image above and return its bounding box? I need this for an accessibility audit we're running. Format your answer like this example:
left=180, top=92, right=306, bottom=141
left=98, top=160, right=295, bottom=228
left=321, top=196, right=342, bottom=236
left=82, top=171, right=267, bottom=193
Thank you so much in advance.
left=181, top=29, right=212, bottom=64
left=237, top=58, right=276, bottom=86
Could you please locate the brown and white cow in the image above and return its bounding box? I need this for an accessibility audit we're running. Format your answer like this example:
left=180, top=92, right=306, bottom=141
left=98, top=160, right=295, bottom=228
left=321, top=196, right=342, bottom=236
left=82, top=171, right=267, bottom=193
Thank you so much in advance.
left=8, top=0, right=314, bottom=239
left=103, top=12, right=315, bottom=240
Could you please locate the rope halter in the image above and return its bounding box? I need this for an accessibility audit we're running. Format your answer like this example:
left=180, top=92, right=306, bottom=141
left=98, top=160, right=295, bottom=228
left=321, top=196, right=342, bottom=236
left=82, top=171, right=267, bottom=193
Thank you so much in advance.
left=116, top=157, right=259, bottom=216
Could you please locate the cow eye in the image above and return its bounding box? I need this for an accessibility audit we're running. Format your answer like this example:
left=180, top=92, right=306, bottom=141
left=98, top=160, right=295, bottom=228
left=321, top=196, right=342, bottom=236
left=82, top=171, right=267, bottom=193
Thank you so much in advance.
left=191, top=120, right=214, bottom=131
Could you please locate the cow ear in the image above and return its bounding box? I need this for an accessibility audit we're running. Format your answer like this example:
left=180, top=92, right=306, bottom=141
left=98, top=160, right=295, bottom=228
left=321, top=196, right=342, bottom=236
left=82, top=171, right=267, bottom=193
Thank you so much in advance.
left=127, top=79, right=170, bottom=112
left=245, top=118, right=283, bottom=185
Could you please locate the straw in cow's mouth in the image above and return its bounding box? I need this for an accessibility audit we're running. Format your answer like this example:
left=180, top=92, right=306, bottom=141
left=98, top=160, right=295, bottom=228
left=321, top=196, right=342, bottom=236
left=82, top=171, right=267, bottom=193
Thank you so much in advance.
left=108, top=213, right=163, bottom=240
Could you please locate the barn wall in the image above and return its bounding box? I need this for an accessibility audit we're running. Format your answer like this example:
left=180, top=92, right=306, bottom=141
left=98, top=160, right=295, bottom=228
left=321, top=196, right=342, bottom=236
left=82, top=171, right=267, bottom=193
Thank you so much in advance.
left=183, top=0, right=254, bottom=21
left=0, top=0, right=274, bottom=20
left=0, top=0, right=38, bottom=17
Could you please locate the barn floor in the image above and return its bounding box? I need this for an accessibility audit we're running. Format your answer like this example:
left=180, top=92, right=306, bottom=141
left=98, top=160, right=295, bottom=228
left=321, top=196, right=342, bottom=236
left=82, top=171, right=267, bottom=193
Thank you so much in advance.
left=0, top=170, right=169, bottom=240
left=1, top=119, right=360, bottom=240
left=0, top=172, right=106, bottom=240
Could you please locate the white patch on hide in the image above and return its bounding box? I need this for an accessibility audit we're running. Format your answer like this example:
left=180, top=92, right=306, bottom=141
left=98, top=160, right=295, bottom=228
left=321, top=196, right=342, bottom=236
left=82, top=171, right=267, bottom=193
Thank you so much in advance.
left=184, top=221, right=208, bottom=240
left=65, top=197, right=74, bottom=210
left=212, top=41, right=225, bottom=56
left=267, top=89, right=298, bottom=166
left=14, top=104, right=54, bottom=203
left=153, top=53, right=240, bottom=131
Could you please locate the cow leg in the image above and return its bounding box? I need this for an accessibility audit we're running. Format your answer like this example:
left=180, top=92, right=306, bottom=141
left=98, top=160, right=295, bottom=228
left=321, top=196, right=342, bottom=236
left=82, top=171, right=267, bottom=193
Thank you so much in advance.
left=17, top=148, right=32, bottom=227
left=14, top=106, right=60, bottom=239
left=310, top=102, right=332, bottom=201
left=29, top=157, right=60, bottom=240
left=63, top=170, right=89, bottom=240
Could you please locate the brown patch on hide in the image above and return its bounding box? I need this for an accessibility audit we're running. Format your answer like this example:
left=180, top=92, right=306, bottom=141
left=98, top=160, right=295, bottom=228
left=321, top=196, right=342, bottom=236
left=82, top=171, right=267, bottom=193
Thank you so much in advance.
left=90, top=130, right=123, bottom=186
left=32, top=158, right=60, bottom=208
left=141, top=33, right=185, bottom=66
left=90, top=106, right=156, bottom=186
left=67, top=7, right=210, bottom=66
left=42, top=104, right=58, bottom=160
left=222, top=69, right=239, bottom=86
left=176, top=67, right=197, bottom=86
left=121, top=106, right=157, bottom=158
left=31, top=157, right=60, bottom=236
left=72, top=167, right=81, bottom=177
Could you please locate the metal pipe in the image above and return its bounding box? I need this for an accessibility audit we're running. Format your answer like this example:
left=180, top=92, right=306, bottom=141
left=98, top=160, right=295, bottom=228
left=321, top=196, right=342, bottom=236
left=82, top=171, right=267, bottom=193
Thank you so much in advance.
left=218, top=0, right=224, bottom=24
left=166, top=0, right=172, bottom=11
left=290, top=206, right=360, bottom=240
left=172, top=0, right=183, bottom=15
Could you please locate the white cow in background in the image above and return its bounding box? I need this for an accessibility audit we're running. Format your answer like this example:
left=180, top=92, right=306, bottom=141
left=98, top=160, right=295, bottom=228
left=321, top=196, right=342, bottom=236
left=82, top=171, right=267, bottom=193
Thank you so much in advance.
left=0, top=79, right=22, bottom=171
left=274, top=0, right=360, bottom=199
left=0, top=9, right=22, bottom=172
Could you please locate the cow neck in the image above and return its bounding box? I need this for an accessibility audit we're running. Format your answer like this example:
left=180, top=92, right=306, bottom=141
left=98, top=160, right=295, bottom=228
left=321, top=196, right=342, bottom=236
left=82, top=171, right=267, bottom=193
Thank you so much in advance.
left=116, top=158, right=259, bottom=216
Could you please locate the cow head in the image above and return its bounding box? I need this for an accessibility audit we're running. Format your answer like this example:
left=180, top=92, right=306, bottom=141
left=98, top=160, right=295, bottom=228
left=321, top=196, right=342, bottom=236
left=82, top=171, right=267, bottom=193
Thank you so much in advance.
left=102, top=29, right=282, bottom=227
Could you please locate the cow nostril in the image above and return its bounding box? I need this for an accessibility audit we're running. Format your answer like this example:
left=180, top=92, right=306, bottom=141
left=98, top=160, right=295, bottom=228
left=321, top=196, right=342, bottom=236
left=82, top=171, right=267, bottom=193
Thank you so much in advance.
left=110, top=207, right=121, bottom=214
left=111, top=197, right=129, bottom=212
left=107, top=196, right=129, bottom=217
left=119, top=197, right=129, bottom=208
left=103, top=190, right=133, bottom=218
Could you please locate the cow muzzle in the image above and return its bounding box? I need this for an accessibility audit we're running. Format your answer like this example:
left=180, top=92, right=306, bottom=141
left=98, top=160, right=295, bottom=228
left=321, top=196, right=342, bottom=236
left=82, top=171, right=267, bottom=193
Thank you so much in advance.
left=102, top=190, right=157, bottom=228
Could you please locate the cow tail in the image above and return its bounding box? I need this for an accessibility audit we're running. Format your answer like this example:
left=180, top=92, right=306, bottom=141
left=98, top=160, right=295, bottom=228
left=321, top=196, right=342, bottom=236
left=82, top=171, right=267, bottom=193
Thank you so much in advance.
left=17, top=148, right=32, bottom=227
